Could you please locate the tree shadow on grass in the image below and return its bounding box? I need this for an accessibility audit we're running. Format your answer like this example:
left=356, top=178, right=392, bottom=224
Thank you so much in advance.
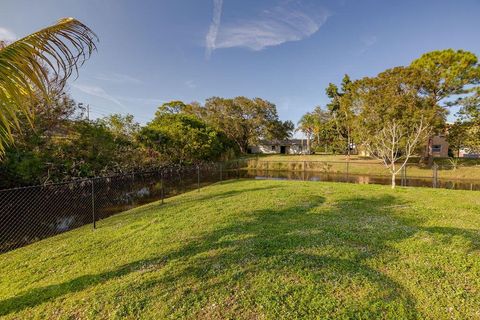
left=2, top=187, right=480, bottom=318
left=149, top=194, right=422, bottom=318
left=165, top=183, right=284, bottom=206
left=0, top=256, right=168, bottom=316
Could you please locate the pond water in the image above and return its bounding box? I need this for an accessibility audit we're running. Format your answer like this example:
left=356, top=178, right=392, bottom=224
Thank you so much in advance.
left=240, top=169, right=480, bottom=191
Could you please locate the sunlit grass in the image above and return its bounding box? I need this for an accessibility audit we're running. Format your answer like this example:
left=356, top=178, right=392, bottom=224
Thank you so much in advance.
left=1, top=180, right=480, bottom=319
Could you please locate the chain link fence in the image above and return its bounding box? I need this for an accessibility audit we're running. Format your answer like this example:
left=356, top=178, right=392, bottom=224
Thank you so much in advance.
left=0, top=160, right=249, bottom=253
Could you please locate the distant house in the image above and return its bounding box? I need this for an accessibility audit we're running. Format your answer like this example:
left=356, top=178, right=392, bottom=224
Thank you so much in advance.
left=248, top=139, right=307, bottom=154
left=459, top=148, right=480, bottom=158
left=357, top=135, right=450, bottom=158
left=425, top=135, right=449, bottom=158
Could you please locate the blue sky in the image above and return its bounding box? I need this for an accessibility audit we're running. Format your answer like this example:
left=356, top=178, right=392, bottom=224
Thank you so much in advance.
left=1, top=0, right=480, bottom=125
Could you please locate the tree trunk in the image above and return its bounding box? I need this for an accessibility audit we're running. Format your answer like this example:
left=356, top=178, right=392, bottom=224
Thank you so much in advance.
left=346, top=130, right=351, bottom=158
left=391, top=172, right=396, bottom=189
left=306, top=134, right=311, bottom=154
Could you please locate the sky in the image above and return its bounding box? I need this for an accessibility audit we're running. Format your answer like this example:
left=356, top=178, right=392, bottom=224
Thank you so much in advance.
left=1, top=0, right=480, bottom=126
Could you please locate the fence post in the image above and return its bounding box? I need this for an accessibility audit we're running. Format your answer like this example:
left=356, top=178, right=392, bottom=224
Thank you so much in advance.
left=180, top=167, right=184, bottom=192
left=303, top=161, right=306, bottom=181
left=237, top=160, right=240, bottom=179
left=345, top=160, right=350, bottom=182
left=91, top=178, right=96, bottom=229
left=219, top=163, right=223, bottom=181
left=197, top=165, right=200, bottom=192
left=432, top=163, right=438, bottom=188
left=161, top=170, right=164, bottom=204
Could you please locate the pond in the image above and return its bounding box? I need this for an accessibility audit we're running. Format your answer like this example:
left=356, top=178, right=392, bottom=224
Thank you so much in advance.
left=240, top=169, right=480, bottom=191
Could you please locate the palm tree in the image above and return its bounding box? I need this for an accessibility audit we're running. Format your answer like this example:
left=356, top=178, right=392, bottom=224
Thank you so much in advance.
left=297, top=113, right=315, bottom=153
left=0, top=18, right=97, bottom=155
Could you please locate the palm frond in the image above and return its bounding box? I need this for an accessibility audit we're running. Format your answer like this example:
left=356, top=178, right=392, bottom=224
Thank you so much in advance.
left=0, top=17, right=98, bottom=154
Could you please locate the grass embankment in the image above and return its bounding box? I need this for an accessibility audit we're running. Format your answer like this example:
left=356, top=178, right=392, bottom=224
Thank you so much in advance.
left=247, top=154, right=480, bottom=180
left=1, top=180, right=480, bottom=319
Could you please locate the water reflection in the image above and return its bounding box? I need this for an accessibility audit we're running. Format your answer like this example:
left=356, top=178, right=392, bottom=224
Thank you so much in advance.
left=242, top=169, right=480, bottom=191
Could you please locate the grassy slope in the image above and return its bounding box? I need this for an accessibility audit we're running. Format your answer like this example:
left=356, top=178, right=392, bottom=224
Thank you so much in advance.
left=1, top=180, right=480, bottom=319
left=248, top=154, right=480, bottom=180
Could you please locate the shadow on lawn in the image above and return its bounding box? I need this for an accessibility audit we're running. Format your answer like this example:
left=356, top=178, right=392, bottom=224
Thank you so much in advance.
left=165, top=183, right=284, bottom=206
left=2, top=183, right=479, bottom=318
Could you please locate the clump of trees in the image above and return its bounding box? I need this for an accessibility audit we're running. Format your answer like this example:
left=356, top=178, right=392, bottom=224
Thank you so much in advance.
left=139, top=110, right=229, bottom=164
left=0, top=90, right=152, bottom=187
left=298, top=49, right=480, bottom=187
left=139, top=97, right=294, bottom=158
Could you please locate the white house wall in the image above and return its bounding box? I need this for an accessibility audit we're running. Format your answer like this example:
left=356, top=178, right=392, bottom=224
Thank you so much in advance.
left=250, top=145, right=280, bottom=154
left=287, top=145, right=304, bottom=154
left=250, top=144, right=306, bottom=154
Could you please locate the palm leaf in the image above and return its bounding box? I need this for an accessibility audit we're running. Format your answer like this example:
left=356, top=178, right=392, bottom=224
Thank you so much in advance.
left=0, top=17, right=98, bottom=154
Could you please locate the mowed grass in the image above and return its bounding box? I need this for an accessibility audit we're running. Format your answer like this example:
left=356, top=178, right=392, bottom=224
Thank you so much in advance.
left=1, top=180, right=480, bottom=319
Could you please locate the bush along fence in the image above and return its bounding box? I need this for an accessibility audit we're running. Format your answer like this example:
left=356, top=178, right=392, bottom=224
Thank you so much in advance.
left=0, top=160, right=249, bottom=253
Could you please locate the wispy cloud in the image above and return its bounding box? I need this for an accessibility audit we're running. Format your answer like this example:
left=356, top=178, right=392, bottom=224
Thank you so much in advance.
left=358, top=35, right=377, bottom=54
left=205, top=1, right=330, bottom=56
left=0, top=27, right=16, bottom=41
left=185, top=80, right=196, bottom=89
left=94, top=73, right=142, bottom=84
left=72, top=83, right=125, bottom=108
left=205, top=0, right=223, bottom=58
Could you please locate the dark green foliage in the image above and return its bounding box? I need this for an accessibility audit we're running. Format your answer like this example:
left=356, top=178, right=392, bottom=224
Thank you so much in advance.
left=454, top=88, right=480, bottom=153
left=411, top=49, right=480, bottom=108
left=0, top=94, right=154, bottom=188
left=139, top=112, right=231, bottom=164
left=153, top=97, right=293, bottom=154
left=203, top=97, right=293, bottom=153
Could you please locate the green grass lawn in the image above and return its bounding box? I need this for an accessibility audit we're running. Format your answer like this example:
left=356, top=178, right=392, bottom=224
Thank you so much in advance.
left=247, top=154, right=480, bottom=180
left=1, top=180, right=480, bottom=319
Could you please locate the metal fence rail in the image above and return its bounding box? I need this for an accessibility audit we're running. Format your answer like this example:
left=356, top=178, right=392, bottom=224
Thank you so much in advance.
left=0, top=161, right=248, bottom=253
